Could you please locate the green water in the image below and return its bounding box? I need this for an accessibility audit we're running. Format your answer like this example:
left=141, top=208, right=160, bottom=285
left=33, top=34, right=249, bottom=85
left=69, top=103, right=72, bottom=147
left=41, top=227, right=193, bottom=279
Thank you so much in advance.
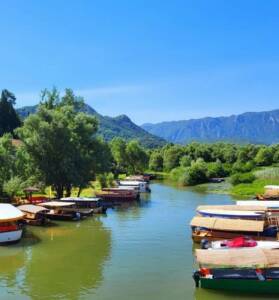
left=1, top=182, right=278, bottom=299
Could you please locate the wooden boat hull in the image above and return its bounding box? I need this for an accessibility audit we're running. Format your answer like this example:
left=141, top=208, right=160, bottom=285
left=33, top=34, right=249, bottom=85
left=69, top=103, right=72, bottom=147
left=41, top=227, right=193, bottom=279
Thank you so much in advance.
left=92, top=206, right=107, bottom=214
left=200, top=278, right=279, bottom=294
left=62, top=208, right=94, bottom=217
left=46, top=213, right=78, bottom=221
left=23, top=217, right=48, bottom=226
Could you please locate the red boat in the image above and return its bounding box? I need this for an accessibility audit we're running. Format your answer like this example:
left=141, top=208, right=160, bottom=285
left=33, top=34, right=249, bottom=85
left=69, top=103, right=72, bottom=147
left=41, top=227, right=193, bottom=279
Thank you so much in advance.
left=96, top=189, right=138, bottom=204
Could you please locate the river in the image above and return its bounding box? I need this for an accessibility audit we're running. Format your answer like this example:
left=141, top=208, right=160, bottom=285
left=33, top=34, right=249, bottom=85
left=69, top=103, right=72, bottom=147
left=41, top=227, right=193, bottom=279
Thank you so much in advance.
left=0, top=181, right=277, bottom=299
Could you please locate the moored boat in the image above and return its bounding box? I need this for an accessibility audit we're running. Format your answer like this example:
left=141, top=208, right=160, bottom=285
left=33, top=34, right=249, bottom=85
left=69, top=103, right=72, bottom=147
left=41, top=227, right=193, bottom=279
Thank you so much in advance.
left=96, top=187, right=139, bottom=205
left=197, top=208, right=265, bottom=219
left=193, top=248, right=279, bottom=294
left=118, top=180, right=150, bottom=193
left=190, top=216, right=277, bottom=242
left=193, top=268, right=279, bottom=294
left=237, top=200, right=279, bottom=210
left=256, top=185, right=279, bottom=200
left=0, top=204, right=25, bottom=243
left=40, top=201, right=83, bottom=221
left=59, top=197, right=107, bottom=213
left=18, top=204, right=49, bottom=225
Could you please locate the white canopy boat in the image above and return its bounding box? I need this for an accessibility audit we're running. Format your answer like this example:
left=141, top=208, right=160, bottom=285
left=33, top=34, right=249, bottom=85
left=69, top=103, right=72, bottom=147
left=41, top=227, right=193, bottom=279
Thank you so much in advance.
left=197, top=208, right=265, bottom=219
left=0, top=204, right=25, bottom=243
left=237, top=201, right=279, bottom=211
left=118, top=181, right=150, bottom=193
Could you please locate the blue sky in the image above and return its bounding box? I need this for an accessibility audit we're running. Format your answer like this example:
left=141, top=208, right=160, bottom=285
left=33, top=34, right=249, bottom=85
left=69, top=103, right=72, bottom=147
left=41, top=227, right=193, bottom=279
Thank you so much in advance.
left=1, top=0, right=279, bottom=124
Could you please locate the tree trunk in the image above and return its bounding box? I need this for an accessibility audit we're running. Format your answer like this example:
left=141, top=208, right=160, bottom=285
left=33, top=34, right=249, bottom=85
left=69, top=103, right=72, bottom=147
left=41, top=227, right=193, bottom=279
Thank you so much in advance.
left=77, top=186, right=82, bottom=197
left=65, top=184, right=72, bottom=197
left=55, top=185, right=64, bottom=199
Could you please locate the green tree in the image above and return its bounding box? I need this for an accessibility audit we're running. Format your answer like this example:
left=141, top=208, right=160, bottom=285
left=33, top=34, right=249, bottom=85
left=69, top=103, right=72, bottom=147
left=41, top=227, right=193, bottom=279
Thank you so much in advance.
left=110, top=138, right=128, bottom=174
left=0, top=89, right=21, bottom=136
left=17, top=88, right=101, bottom=198
left=255, top=148, right=273, bottom=166
left=231, top=172, right=256, bottom=185
left=126, top=140, right=148, bottom=174
left=3, top=176, right=24, bottom=199
left=163, top=145, right=183, bottom=171
left=179, top=155, right=191, bottom=167
left=0, top=134, right=17, bottom=195
left=206, top=161, right=226, bottom=178
left=181, top=160, right=208, bottom=186
left=273, top=150, right=279, bottom=163
left=149, top=151, right=163, bottom=171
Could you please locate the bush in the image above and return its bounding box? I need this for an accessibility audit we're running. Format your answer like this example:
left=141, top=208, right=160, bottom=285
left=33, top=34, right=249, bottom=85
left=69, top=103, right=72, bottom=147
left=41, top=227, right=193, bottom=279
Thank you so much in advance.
left=230, top=172, right=256, bottom=185
left=255, top=148, right=273, bottom=166
left=97, top=174, right=107, bottom=189
left=179, top=155, right=191, bottom=167
left=169, top=167, right=187, bottom=182
left=3, top=176, right=24, bottom=199
left=163, top=146, right=183, bottom=171
left=206, top=161, right=227, bottom=178
left=181, top=161, right=208, bottom=186
left=149, top=152, right=163, bottom=171
left=232, top=161, right=255, bottom=173
left=106, top=172, right=115, bottom=187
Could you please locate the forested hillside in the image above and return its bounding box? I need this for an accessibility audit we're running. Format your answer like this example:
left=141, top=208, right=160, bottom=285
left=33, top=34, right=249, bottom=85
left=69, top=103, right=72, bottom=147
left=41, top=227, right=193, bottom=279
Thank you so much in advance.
left=142, top=109, right=279, bottom=144
left=17, top=103, right=166, bottom=148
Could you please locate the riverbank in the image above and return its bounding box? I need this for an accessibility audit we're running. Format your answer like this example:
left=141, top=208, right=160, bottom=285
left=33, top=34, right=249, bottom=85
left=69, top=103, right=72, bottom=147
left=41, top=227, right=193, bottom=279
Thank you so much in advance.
left=164, top=166, right=279, bottom=199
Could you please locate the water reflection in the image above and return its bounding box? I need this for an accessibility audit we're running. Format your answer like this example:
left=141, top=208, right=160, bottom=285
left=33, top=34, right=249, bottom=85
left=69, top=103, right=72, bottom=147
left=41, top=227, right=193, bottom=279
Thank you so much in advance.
left=0, top=217, right=111, bottom=300
left=0, top=246, right=25, bottom=285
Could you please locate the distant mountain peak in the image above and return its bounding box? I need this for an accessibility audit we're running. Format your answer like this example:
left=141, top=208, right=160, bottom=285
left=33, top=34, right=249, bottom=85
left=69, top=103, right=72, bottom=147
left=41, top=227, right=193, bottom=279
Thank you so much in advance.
left=16, top=103, right=166, bottom=148
left=141, top=109, right=279, bottom=144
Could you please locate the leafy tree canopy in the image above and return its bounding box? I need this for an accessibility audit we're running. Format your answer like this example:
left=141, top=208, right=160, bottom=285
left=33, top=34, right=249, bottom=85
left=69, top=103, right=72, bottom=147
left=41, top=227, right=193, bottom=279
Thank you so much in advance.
left=0, top=89, right=21, bottom=136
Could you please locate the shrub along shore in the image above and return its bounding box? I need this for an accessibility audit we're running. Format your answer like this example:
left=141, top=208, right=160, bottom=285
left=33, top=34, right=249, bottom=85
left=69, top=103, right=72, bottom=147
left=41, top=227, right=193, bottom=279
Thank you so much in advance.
left=1, top=87, right=279, bottom=201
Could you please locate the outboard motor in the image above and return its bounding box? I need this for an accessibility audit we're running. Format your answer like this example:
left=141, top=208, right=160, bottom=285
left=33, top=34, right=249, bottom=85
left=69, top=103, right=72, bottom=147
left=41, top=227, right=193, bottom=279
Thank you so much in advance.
left=200, top=238, right=210, bottom=249
left=193, top=271, right=201, bottom=288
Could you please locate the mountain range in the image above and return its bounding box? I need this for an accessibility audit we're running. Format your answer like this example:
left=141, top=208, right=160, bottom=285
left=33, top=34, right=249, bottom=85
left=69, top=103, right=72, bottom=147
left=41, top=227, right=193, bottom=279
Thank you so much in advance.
left=17, top=104, right=166, bottom=148
left=142, top=109, right=279, bottom=144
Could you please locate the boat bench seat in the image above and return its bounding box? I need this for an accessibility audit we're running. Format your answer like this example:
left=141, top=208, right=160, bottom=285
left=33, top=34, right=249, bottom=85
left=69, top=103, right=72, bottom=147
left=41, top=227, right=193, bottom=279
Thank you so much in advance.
left=212, top=269, right=259, bottom=280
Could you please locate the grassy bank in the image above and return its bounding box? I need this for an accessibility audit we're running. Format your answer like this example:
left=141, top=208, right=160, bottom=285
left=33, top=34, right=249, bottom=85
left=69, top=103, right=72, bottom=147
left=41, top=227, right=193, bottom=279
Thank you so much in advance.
left=230, top=167, right=279, bottom=197
left=166, top=166, right=279, bottom=198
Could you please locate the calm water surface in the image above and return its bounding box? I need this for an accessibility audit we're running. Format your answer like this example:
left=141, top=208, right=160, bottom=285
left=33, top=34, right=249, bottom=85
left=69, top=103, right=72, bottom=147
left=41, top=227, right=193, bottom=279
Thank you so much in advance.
left=1, top=182, right=278, bottom=300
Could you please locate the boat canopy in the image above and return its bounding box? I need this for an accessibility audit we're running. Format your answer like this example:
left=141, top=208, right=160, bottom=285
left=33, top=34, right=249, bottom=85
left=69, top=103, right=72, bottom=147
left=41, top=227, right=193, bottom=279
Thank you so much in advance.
left=41, top=201, right=75, bottom=207
left=197, top=205, right=267, bottom=212
left=60, top=197, right=100, bottom=202
left=0, top=204, right=25, bottom=222
left=196, top=248, right=279, bottom=268
left=119, top=181, right=146, bottom=186
left=197, top=209, right=264, bottom=218
left=190, top=216, right=264, bottom=232
left=237, top=201, right=279, bottom=208
left=265, top=185, right=279, bottom=190
left=18, top=204, right=48, bottom=214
